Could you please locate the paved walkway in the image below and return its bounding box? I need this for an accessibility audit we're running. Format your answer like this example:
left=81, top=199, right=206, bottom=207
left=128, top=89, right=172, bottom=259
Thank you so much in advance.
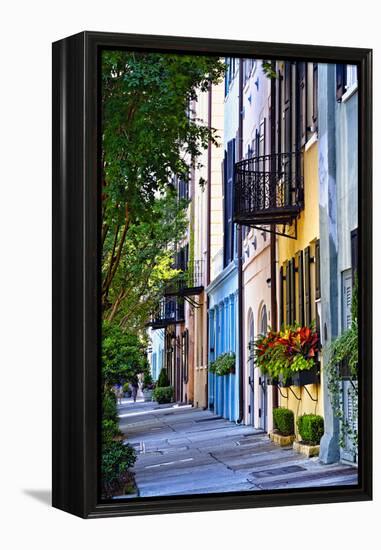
left=118, top=399, right=358, bottom=497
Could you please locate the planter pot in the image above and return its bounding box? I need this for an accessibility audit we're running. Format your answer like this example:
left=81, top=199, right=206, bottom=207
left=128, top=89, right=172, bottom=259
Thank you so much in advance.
left=338, top=359, right=357, bottom=380
left=142, top=389, right=153, bottom=402
left=291, top=364, right=320, bottom=386
left=267, top=377, right=279, bottom=386
left=293, top=440, right=320, bottom=457
left=270, top=430, right=296, bottom=446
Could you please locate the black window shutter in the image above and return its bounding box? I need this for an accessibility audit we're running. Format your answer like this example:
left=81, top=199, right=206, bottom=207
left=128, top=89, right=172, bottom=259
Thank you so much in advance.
left=297, top=62, right=307, bottom=147
left=315, top=239, right=321, bottom=300
left=286, top=262, right=291, bottom=324
left=279, top=266, right=284, bottom=327
left=290, top=258, right=296, bottom=323
left=351, top=228, right=358, bottom=283
left=298, top=251, right=304, bottom=325
left=304, top=246, right=311, bottom=325
left=336, top=64, right=346, bottom=101
left=223, top=151, right=228, bottom=267
left=312, top=63, right=318, bottom=124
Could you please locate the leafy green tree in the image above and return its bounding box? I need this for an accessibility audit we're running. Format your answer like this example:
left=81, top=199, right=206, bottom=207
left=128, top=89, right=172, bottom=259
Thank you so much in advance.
left=102, top=321, right=149, bottom=389
left=103, top=189, right=188, bottom=327
left=101, top=51, right=226, bottom=311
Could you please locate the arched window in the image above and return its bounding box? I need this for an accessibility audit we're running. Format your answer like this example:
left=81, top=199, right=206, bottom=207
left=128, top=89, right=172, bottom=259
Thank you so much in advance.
left=260, top=305, right=268, bottom=335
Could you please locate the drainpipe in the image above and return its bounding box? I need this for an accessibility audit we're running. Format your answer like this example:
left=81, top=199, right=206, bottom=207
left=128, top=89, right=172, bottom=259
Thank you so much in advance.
left=270, top=62, right=279, bottom=408
left=237, top=60, right=244, bottom=423
left=205, top=85, right=212, bottom=408
left=207, top=85, right=212, bottom=287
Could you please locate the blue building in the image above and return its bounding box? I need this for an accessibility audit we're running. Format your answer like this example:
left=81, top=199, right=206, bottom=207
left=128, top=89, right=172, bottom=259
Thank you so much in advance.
left=206, top=58, right=240, bottom=422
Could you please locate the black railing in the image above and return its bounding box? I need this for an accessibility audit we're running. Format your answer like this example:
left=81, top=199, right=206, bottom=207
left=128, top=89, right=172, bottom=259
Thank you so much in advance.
left=234, top=152, right=303, bottom=226
left=148, top=297, right=185, bottom=329
left=164, top=260, right=204, bottom=297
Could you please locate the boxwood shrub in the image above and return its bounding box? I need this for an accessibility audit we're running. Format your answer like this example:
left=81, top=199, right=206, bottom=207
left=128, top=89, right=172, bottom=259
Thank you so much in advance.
left=297, top=414, right=324, bottom=445
left=157, top=367, right=170, bottom=388
left=153, top=385, right=174, bottom=404
left=273, top=407, right=294, bottom=436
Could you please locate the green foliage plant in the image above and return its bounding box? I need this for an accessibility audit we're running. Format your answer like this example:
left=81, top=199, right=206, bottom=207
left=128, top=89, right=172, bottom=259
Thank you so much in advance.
left=102, top=390, right=118, bottom=421
left=102, top=321, right=149, bottom=389
left=209, top=352, right=236, bottom=376
left=152, top=386, right=174, bottom=404
left=157, top=367, right=170, bottom=388
left=254, top=324, right=319, bottom=380
left=273, top=407, right=295, bottom=436
left=325, top=276, right=358, bottom=450
left=297, top=414, right=324, bottom=445
left=101, top=440, right=137, bottom=498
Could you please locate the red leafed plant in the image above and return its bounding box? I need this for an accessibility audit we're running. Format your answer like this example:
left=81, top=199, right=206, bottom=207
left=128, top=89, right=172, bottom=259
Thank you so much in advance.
left=254, top=324, right=319, bottom=379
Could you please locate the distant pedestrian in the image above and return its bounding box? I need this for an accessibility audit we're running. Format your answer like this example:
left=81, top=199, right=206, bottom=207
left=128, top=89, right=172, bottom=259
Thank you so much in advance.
left=131, top=376, right=139, bottom=403
left=116, top=385, right=123, bottom=405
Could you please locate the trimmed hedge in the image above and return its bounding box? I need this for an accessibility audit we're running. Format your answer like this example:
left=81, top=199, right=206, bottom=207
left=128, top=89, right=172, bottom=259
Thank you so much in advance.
left=273, top=407, right=294, bottom=436
left=157, top=368, right=170, bottom=388
left=153, top=385, right=174, bottom=404
left=297, top=414, right=324, bottom=445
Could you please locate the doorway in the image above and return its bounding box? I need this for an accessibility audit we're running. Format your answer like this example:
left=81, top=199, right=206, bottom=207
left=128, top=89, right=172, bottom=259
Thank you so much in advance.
left=248, top=311, right=255, bottom=426
left=258, top=305, right=268, bottom=431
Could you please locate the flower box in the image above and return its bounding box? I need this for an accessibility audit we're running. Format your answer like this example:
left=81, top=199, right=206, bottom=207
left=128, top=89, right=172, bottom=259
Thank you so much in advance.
left=278, top=375, right=292, bottom=388
left=291, top=364, right=320, bottom=386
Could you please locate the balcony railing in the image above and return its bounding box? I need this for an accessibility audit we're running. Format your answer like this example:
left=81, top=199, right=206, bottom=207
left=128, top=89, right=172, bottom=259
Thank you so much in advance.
left=234, top=152, right=303, bottom=226
left=148, top=297, right=185, bottom=330
left=164, top=260, right=204, bottom=297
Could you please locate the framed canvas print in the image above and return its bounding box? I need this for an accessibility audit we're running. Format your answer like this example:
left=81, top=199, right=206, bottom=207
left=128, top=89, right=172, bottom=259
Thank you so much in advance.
left=52, top=31, right=372, bottom=518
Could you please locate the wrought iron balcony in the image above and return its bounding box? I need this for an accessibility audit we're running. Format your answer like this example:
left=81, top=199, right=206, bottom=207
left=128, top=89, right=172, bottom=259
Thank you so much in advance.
left=148, top=297, right=185, bottom=330
left=164, top=260, right=204, bottom=297
left=234, top=152, right=303, bottom=226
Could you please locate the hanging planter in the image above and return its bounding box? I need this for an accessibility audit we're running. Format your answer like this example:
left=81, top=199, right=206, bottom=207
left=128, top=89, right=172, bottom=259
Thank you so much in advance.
left=209, top=352, right=236, bottom=376
left=291, top=363, right=320, bottom=386
left=254, top=324, right=320, bottom=383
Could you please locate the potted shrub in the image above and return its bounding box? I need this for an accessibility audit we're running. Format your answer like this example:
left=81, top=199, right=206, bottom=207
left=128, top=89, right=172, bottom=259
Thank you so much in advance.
left=294, top=413, right=324, bottom=457
left=152, top=367, right=173, bottom=404
left=270, top=407, right=296, bottom=446
left=209, top=352, right=236, bottom=376
left=142, top=372, right=155, bottom=401
left=152, top=385, right=174, bottom=404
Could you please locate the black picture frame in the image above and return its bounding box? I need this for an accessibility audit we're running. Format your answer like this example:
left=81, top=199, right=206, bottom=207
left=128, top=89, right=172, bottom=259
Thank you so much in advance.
left=52, top=31, right=372, bottom=519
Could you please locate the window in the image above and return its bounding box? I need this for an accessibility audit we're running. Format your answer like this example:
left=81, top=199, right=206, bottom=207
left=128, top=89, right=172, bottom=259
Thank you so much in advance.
left=260, top=305, right=268, bottom=334
left=336, top=64, right=358, bottom=101
left=243, top=58, right=256, bottom=86
left=225, top=57, right=237, bottom=96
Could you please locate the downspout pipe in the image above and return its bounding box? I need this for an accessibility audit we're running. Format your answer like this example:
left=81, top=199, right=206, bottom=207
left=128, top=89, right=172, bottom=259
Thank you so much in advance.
left=270, top=61, right=279, bottom=408
left=237, top=60, right=244, bottom=423
left=205, top=85, right=212, bottom=409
